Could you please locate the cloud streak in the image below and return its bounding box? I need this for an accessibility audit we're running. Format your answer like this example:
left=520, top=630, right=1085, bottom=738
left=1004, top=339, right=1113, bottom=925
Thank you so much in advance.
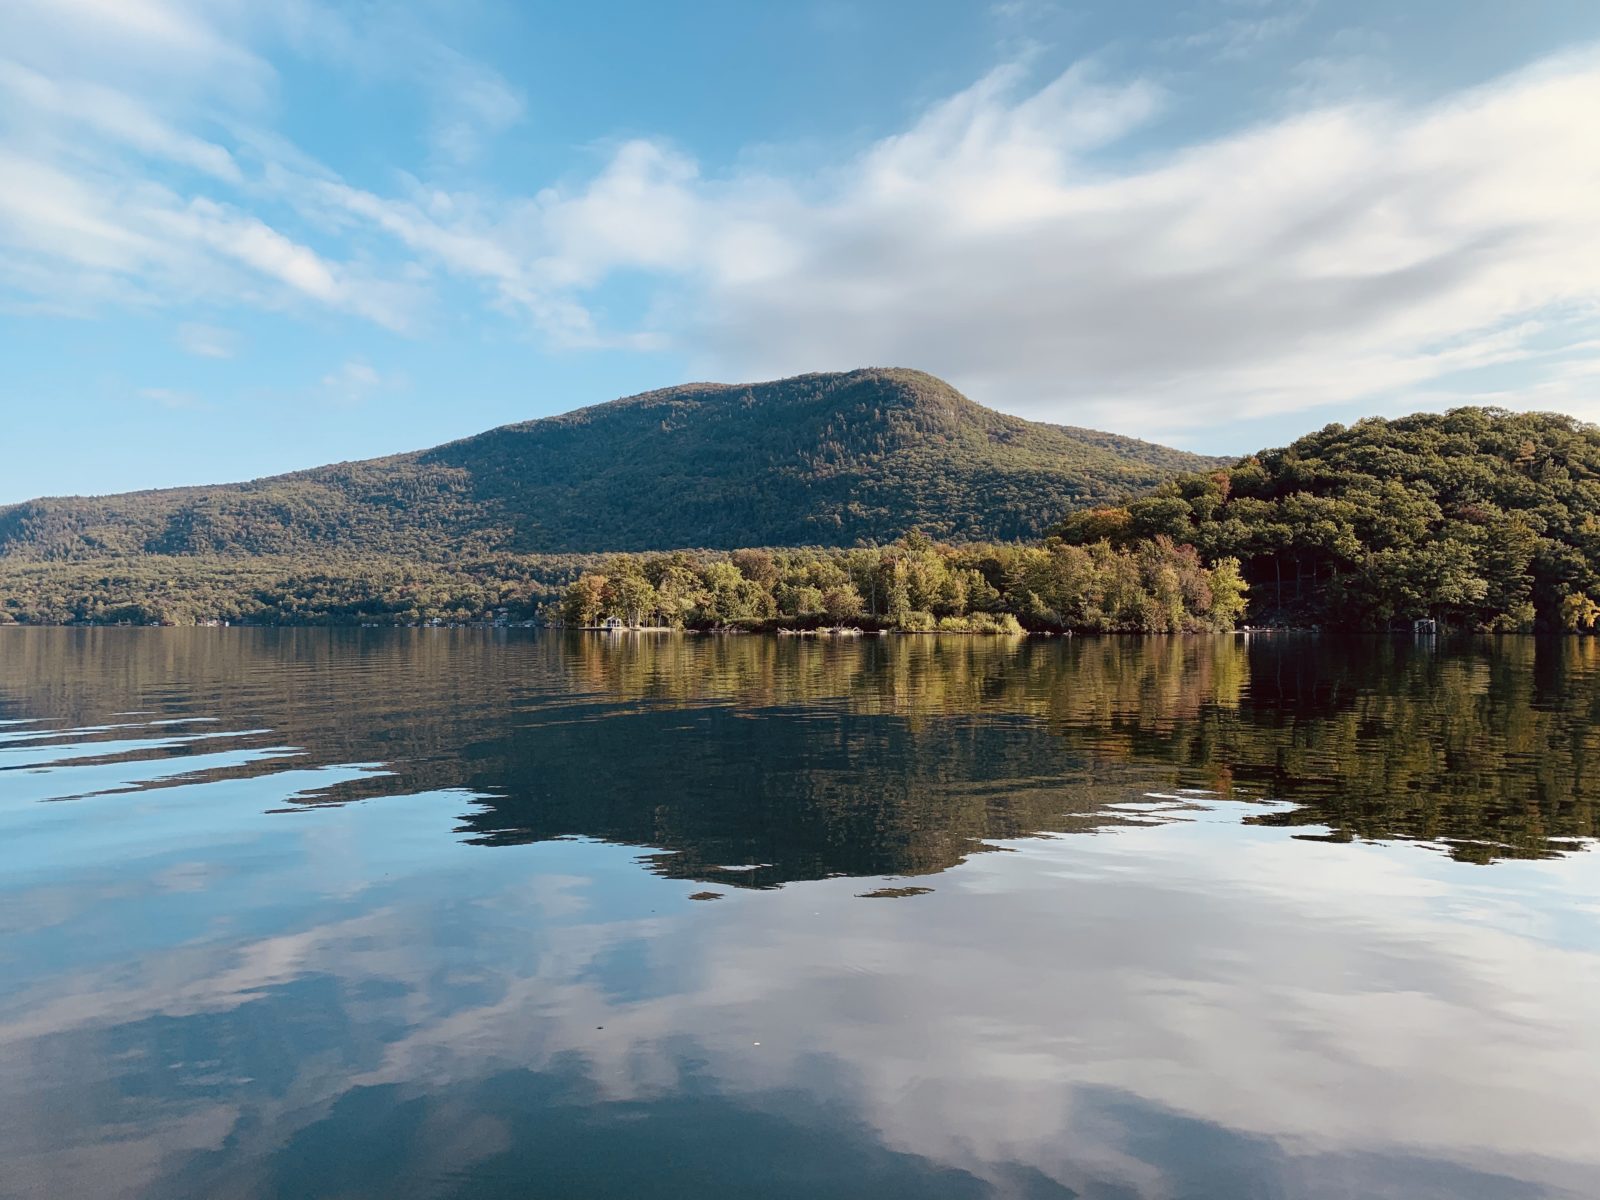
left=176, top=321, right=238, bottom=359
left=673, top=51, right=1600, bottom=434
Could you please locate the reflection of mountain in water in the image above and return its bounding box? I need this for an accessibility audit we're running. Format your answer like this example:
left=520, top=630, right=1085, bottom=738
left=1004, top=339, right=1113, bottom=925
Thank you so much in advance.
left=1, top=630, right=1596, bottom=879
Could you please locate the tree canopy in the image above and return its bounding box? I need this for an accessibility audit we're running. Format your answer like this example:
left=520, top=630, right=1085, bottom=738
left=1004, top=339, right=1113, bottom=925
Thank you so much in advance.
left=556, top=536, right=1246, bottom=634
left=1054, top=407, right=1600, bottom=631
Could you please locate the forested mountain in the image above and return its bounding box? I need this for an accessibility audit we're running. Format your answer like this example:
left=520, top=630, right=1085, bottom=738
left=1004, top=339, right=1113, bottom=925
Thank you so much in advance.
left=0, top=369, right=1221, bottom=561
left=1056, top=407, right=1600, bottom=630
left=9, top=373, right=1597, bottom=633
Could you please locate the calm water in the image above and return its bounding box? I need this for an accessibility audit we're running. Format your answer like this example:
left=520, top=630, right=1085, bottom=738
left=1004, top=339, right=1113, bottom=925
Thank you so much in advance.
left=2, top=630, right=1598, bottom=1200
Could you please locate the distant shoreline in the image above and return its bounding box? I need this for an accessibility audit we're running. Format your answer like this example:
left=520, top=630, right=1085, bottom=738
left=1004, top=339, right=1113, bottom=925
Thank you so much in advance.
left=0, top=621, right=1349, bottom=637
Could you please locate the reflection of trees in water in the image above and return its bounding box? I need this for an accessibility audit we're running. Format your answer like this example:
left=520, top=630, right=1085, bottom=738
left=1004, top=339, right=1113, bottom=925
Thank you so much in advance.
left=1, top=630, right=1595, bottom=876
left=1229, top=636, right=1600, bottom=861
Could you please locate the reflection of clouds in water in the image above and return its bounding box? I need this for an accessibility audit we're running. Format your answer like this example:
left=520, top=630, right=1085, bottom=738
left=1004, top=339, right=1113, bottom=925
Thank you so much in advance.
left=3, top=632, right=1598, bottom=1197
left=3, top=793, right=1597, bottom=1199
left=651, top=826, right=1600, bottom=1191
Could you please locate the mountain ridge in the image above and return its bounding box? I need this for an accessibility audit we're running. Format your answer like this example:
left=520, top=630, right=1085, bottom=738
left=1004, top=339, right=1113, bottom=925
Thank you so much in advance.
left=0, top=368, right=1228, bottom=560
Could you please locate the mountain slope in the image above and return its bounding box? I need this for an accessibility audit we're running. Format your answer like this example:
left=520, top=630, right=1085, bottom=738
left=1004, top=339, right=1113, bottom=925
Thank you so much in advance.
left=0, top=369, right=1225, bottom=560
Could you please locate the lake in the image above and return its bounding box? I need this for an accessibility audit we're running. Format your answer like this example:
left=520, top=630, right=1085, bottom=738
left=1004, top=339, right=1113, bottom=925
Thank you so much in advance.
left=1, top=629, right=1597, bottom=1199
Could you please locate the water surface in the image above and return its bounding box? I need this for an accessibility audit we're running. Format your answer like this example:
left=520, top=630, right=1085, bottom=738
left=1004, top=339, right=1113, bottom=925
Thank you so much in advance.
left=2, top=630, right=1597, bottom=1199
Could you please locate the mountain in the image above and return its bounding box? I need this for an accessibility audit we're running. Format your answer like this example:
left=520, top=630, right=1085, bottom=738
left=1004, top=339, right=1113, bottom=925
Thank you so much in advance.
left=0, top=369, right=1225, bottom=560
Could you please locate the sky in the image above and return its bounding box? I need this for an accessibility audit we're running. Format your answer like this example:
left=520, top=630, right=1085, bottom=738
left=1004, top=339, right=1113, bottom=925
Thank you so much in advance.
left=2, top=0, right=1600, bottom=503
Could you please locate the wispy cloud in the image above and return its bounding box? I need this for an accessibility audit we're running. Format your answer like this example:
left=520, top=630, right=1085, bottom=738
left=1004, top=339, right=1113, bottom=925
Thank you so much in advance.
left=3, top=0, right=1600, bottom=437
left=139, top=386, right=205, bottom=410
left=270, top=0, right=526, bottom=167
left=320, top=358, right=404, bottom=406
left=425, top=49, right=526, bottom=167
left=1173, top=0, right=1317, bottom=62
left=0, top=0, right=492, bottom=329
left=0, top=143, right=417, bottom=327
left=294, top=138, right=702, bottom=348
left=0, top=61, right=241, bottom=182
left=2, top=0, right=273, bottom=105
left=669, top=50, right=1600, bottom=434
left=176, top=322, right=238, bottom=359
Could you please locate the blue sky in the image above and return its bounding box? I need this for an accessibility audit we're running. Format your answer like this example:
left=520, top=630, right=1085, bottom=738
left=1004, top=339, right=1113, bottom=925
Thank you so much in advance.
left=3, top=0, right=1600, bottom=502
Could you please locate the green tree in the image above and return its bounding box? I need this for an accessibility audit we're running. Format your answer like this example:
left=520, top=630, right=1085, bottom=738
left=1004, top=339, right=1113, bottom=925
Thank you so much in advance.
left=822, top=583, right=864, bottom=624
left=562, top=573, right=608, bottom=625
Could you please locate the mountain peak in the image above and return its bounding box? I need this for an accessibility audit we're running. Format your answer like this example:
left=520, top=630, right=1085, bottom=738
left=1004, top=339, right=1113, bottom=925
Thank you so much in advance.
left=0, top=370, right=1224, bottom=560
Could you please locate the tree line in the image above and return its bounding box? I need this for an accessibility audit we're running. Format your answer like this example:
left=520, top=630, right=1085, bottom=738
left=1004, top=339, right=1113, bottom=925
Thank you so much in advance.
left=557, top=533, right=1247, bottom=634
left=9, top=406, right=1598, bottom=633
left=0, top=553, right=596, bottom=627
left=1053, top=407, right=1600, bottom=631
left=0, top=535, right=1247, bottom=633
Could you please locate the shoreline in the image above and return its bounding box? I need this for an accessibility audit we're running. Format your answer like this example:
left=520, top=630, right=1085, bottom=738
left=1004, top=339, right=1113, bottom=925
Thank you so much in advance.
left=0, top=622, right=1364, bottom=637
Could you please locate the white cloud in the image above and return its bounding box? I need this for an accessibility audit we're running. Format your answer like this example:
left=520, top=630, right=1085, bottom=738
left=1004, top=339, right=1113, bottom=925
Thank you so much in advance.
left=1173, top=0, right=1316, bottom=62
left=0, top=61, right=241, bottom=182
left=251, top=47, right=1600, bottom=435
left=293, top=141, right=704, bottom=348
left=0, top=0, right=484, bottom=330
left=666, top=50, right=1600, bottom=435
left=0, top=146, right=415, bottom=328
left=0, top=0, right=272, bottom=105
left=138, top=386, right=203, bottom=410
left=268, top=0, right=526, bottom=167
left=2, top=0, right=1599, bottom=438
left=176, top=322, right=238, bottom=359
left=0, top=150, right=157, bottom=276
left=8, top=802, right=1598, bottom=1200
left=26, top=0, right=234, bottom=60
left=320, top=358, right=401, bottom=406
left=425, top=49, right=526, bottom=167
left=990, top=0, right=1057, bottom=22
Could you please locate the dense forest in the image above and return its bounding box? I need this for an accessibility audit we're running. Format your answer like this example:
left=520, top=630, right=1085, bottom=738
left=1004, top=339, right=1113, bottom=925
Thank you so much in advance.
left=0, top=553, right=594, bottom=627
left=1054, top=408, right=1600, bottom=631
left=0, top=369, right=1220, bottom=560
left=5, top=391, right=1599, bottom=633
left=556, top=535, right=1246, bottom=634
left=0, top=534, right=1248, bottom=634
left=556, top=531, right=1241, bottom=633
